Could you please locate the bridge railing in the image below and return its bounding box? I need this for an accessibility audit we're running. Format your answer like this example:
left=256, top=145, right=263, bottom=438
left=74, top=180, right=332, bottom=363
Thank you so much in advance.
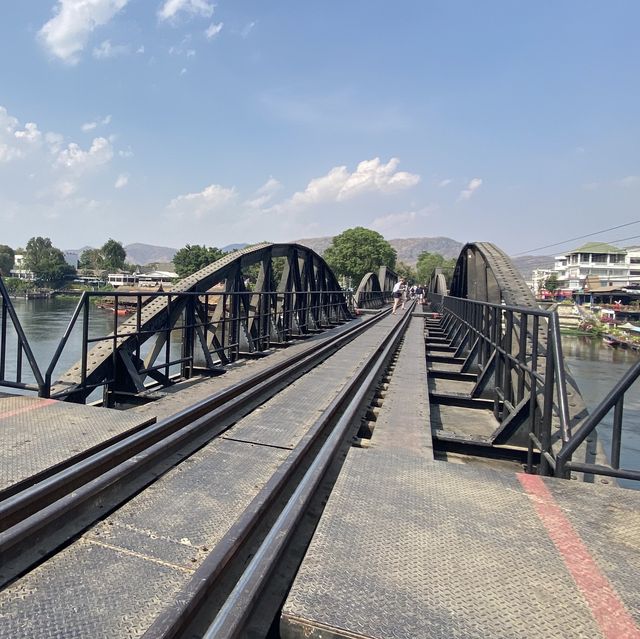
left=555, top=360, right=640, bottom=482
left=42, top=288, right=352, bottom=401
left=429, top=293, right=570, bottom=469
left=0, top=277, right=45, bottom=394
left=429, top=292, right=639, bottom=483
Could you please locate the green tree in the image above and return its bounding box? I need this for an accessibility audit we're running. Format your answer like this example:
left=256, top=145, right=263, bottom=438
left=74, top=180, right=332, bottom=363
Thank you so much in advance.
left=24, top=236, right=74, bottom=284
left=101, top=239, right=127, bottom=271
left=0, top=244, right=15, bottom=276
left=395, top=261, right=417, bottom=283
left=544, top=273, right=560, bottom=293
left=416, top=251, right=456, bottom=285
left=324, top=227, right=396, bottom=287
left=78, top=248, right=104, bottom=272
left=173, top=244, right=225, bottom=278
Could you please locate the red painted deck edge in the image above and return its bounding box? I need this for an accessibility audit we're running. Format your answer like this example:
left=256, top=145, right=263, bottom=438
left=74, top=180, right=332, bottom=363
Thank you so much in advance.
left=518, top=473, right=640, bottom=639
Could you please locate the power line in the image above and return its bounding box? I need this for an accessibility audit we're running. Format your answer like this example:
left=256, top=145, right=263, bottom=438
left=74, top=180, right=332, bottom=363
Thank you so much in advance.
left=513, top=220, right=640, bottom=256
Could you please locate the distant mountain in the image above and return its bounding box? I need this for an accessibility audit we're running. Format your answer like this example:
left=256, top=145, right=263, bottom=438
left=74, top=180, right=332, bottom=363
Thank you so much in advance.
left=295, top=235, right=463, bottom=266
left=124, top=243, right=178, bottom=266
left=295, top=235, right=554, bottom=280
left=75, top=239, right=554, bottom=279
left=388, top=236, right=463, bottom=263
left=221, top=243, right=250, bottom=252
left=510, top=255, right=555, bottom=280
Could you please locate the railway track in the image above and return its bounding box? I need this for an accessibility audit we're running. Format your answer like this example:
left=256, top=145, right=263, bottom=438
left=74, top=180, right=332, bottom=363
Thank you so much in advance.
left=0, top=305, right=413, bottom=638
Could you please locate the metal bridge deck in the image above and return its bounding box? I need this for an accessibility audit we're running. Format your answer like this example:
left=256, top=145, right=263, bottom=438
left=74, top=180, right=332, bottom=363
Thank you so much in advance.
left=0, top=394, right=155, bottom=495
left=281, top=448, right=640, bottom=639
left=0, top=313, right=399, bottom=638
left=281, top=311, right=640, bottom=639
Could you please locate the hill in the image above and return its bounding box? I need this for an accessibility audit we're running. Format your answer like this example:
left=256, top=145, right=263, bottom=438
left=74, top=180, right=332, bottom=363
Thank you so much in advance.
left=80, top=239, right=554, bottom=279
left=125, top=243, right=178, bottom=266
left=295, top=235, right=463, bottom=265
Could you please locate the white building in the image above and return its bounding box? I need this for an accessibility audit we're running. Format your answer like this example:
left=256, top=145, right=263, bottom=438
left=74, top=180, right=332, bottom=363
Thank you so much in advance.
left=531, top=268, right=555, bottom=295
left=9, top=253, right=35, bottom=280
left=554, top=242, right=629, bottom=290
left=626, top=246, right=640, bottom=286
left=107, top=273, right=137, bottom=287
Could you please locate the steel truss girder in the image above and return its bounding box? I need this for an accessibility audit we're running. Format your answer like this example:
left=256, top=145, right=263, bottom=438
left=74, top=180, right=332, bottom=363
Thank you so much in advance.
left=54, top=243, right=350, bottom=403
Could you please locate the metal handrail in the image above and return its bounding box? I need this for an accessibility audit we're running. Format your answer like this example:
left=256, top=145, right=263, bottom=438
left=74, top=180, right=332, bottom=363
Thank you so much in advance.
left=41, top=288, right=352, bottom=401
left=430, top=292, right=639, bottom=483
left=0, top=277, right=44, bottom=392
left=428, top=293, right=572, bottom=471
left=555, top=359, right=640, bottom=481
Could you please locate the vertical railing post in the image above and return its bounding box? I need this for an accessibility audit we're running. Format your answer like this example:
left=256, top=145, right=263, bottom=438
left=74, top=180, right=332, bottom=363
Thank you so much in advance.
left=611, top=397, right=624, bottom=470
left=539, top=322, right=556, bottom=476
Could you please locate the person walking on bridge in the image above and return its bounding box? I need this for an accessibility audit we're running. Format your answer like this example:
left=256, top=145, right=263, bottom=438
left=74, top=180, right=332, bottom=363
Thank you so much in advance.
left=392, top=278, right=406, bottom=314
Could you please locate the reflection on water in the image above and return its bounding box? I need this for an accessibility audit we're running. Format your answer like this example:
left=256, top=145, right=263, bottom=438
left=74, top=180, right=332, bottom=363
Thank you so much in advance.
left=563, top=335, right=639, bottom=489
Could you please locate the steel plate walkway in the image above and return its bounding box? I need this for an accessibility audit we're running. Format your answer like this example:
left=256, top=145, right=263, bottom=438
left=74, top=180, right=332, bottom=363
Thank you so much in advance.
left=0, top=394, right=155, bottom=496
left=281, top=314, right=640, bottom=639
left=0, top=312, right=400, bottom=638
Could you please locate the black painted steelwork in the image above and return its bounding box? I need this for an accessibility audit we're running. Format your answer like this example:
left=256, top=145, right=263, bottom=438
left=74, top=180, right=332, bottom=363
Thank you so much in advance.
left=353, top=267, right=397, bottom=310
left=428, top=293, right=573, bottom=463
left=429, top=241, right=638, bottom=483
left=0, top=277, right=44, bottom=393
left=42, top=243, right=351, bottom=403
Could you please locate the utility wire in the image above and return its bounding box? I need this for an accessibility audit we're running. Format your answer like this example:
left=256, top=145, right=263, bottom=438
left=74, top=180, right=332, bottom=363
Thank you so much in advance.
left=513, top=220, right=640, bottom=255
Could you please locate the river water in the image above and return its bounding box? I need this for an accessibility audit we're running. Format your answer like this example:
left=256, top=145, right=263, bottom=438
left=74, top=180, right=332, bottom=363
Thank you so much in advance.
left=3, top=299, right=640, bottom=486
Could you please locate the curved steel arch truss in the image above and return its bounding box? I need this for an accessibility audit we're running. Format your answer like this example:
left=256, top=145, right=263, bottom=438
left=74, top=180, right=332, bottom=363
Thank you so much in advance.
left=428, top=272, right=448, bottom=296
left=52, top=243, right=351, bottom=403
left=431, top=242, right=588, bottom=466
left=354, top=266, right=397, bottom=309
left=449, top=242, right=536, bottom=306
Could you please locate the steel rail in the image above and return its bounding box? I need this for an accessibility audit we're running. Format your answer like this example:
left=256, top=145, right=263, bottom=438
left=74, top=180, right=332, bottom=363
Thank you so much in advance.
left=140, top=304, right=414, bottom=639
left=0, top=309, right=390, bottom=583
left=202, top=304, right=413, bottom=639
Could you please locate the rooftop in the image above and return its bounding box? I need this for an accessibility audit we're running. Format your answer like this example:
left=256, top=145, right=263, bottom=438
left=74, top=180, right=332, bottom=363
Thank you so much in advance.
left=568, top=242, right=625, bottom=254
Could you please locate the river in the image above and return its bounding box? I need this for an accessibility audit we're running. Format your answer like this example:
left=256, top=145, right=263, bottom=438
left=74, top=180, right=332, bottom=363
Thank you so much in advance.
left=3, top=299, right=639, bottom=486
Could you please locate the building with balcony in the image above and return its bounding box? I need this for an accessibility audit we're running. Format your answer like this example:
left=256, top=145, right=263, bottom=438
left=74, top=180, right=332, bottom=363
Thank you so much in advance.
left=554, top=242, right=629, bottom=290
left=627, top=246, right=640, bottom=286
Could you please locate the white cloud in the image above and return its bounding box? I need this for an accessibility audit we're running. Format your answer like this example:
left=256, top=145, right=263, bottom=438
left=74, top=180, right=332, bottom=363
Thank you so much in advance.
left=205, top=22, right=223, bottom=39
left=93, top=39, right=130, bottom=59
left=438, top=178, right=452, bottom=188
left=617, top=175, right=639, bottom=187
left=38, top=0, right=130, bottom=64
left=279, top=157, right=420, bottom=212
left=168, top=183, right=236, bottom=218
left=241, top=21, right=256, bottom=38
left=245, top=177, right=282, bottom=208
left=55, top=136, right=114, bottom=172
left=114, top=173, right=129, bottom=189
left=81, top=121, right=97, bottom=132
left=370, top=205, right=438, bottom=235
left=458, top=177, right=483, bottom=201
left=14, top=122, right=43, bottom=145
left=0, top=107, right=43, bottom=162
left=54, top=180, right=78, bottom=199
left=158, top=0, right=214, bottom=22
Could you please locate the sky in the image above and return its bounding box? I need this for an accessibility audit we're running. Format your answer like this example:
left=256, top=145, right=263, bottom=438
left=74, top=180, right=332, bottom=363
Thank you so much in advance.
left=1, top=1, right=639, bottom=256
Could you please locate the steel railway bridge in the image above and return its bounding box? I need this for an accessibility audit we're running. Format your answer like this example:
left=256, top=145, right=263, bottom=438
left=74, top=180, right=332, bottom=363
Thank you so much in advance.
left=0, top=241, right=638, bottom=639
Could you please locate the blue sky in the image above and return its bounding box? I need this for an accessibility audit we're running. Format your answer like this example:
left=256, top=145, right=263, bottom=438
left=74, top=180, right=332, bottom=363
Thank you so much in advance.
left=1, top=1, right=639, bottom=255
